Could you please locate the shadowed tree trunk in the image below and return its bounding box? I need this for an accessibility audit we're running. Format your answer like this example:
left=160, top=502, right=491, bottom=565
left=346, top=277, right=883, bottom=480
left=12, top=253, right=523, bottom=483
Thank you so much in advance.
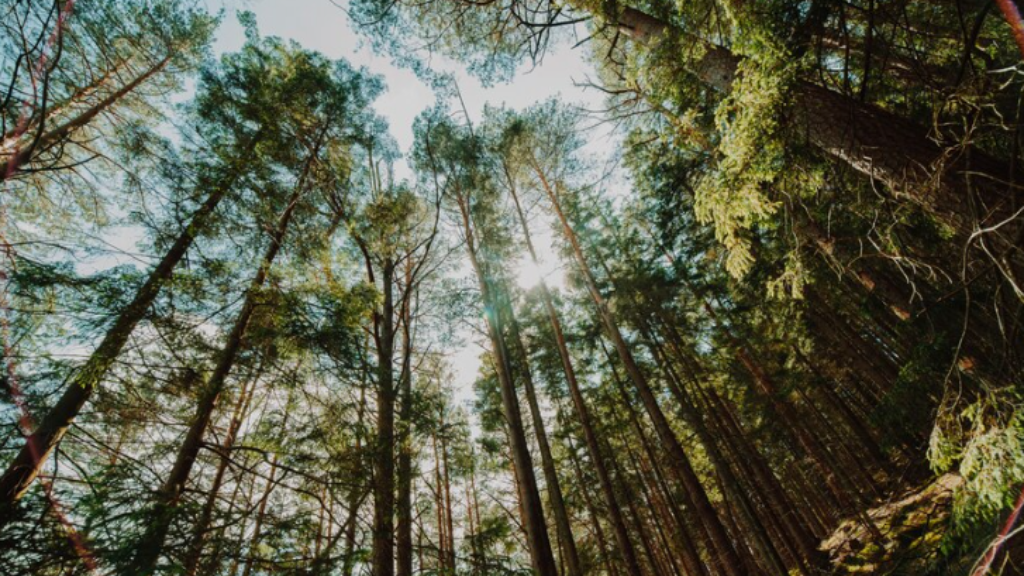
left=372, top=259, right=397, bottom=576
left=396, top=263, right=416, bottom=576
left=505, top=305, right=583, bottom=576
left=614, top=5, right=1015, bottom=231
left=506, top=175, right=644, bottom=576
left=452, top=179, right=560, bottom=576
left=127, top=174, right=308, bottom=574
left=0, top=134, right=261, bottom=522
left=532, top=156, right=745, bottom=576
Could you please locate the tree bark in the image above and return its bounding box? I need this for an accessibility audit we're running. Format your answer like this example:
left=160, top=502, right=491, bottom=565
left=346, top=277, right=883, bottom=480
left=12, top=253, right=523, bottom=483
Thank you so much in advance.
left=453, top=184, right=559, bottom=576
left=396, top=265, right=416, bottom=576
left=0, top=134, right=260, bottom=520
left=240, top=453, right=281, bottom=576
left=372, top=260, right=397, bottom=576
left=505, top=307, right=583, bottom=576
left=615, top=6, right=1015, bottom=231
left=182, top=363, right=261, bottom=576
left=507, top=177, right=644, bottom=576
left=441, top=425, right=457, bottom=571
left=532, top=157, right=744, bottom=576
left=127, top=179, right=306, bottom=574
left=642, top=328, right=791, bottom=575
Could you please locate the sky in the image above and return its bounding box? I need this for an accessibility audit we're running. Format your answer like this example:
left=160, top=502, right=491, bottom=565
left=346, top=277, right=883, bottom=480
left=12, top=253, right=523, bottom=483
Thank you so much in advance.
left=204, top=0, right=615, bottom=404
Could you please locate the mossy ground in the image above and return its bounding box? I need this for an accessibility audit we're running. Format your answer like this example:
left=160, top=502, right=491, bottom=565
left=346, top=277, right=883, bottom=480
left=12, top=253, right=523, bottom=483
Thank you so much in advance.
left=823, top=474, right=963, bottom=575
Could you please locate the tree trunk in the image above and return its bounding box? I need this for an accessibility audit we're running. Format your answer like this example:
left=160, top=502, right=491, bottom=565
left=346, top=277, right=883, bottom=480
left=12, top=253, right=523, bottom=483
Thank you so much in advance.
left=615, top=5, right=1015, bottom=230
left=507, top=174, right=645, bottom=576
left=127, top=181, right=306, bottom=574
left=182, top=363, right=261, bottom=576
left=700, top=384, right=823, bottom=569
left=0, top=136, right=259, bottom=517
left=373, top=260, right=397, bottom=576
left=240, top=453, right=281, bottom=576
left=453, top=185, right=559, bottom=576
left=642, top=328, right=790, bottom=575
left=441, top=426, right=457, bottom=571
left=396, top=264, right=416, bottom=576
left=532, top=157, right=744, bottom=576
left=342, top=383, right=370, bottom=576
left=433, top=433, right=448, bottom=573
left=564, top=433, right=621, bottom=576
left=604, top=356, right=710, bottom=576
left=505, top=307, right=583, bottom=576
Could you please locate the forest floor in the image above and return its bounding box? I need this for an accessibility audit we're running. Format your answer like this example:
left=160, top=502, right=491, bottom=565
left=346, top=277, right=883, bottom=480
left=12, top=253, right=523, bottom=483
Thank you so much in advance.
left=823, top=473, right=963, bottom=574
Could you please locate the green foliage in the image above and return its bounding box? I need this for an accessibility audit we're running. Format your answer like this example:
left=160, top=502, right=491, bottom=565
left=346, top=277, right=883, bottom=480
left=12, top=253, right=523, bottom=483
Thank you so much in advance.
left=955, top=410, right=1024, bottom=523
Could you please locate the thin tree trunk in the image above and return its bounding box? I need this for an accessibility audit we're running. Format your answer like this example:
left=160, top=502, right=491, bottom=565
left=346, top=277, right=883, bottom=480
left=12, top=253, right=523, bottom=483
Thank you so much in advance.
left=433, top=433, right=448, bottom=573
left=699, top=385, right=822, bottom=570
left=507, top=173, right=644, bottom=576
left=564, top=433, right=620, bottom=576
left=441, top=427, right=456, bottom=572
left=453, top=184, right=559, bottom=575
left=373, top=259, right=397, bottom=576
left=343, top=384, right=369, bottom=576
left=469, top=457, right=484, bottom=575
left=505, top=307, right=582, bottom=576
left=532, top=157, right=744, bottom=576
left=182, top=364, right=261, bottom=576
left=127, top=177, right=308, bottom=574
left=623, top=436, right=686, bottom=576
left=397, top=263, right=416, bottom=576
left=0, top=134, right=260, bottom=516
left=604, top=355, right=709, bottom=576
left=615, top=5, right=1015, bottom=230
left=240, top=453, right=281, bottom=576
left=641, top=324, right=789, bottom=575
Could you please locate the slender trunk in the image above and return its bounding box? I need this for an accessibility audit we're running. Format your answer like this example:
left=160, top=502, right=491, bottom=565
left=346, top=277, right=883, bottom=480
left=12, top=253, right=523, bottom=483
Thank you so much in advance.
left=433, top=433, right=448, bottom=573
left=0, top=136, right=259, bottom=515
left=343, top=385, right=369, bottom=576
left=127, top=181, right=306, bottom=574
left=466, top=468, right=478, bottom=575
left=507, top=174, right=644, bottom=576
left=470, top=457, right=484, bottom=575
left=643, top=329, right=790, bottom=575
left=532, top=158, right=743, bottom=576
left=700, top=386, right=822, bottom=569
left=315, top=485, right=328, bottom=562
left=441, top=428, right=456, bottom=571
left=453, top=186, right=559, bottom=575
left=623, top=436, right=686, bottom=576
left=417, top=512, right=426, bottom=573
left=606, top=440, right=661, bottom=576
left=182, top=366, right=260, bottom=576
left=198, top=461, right=246, bottom=576
left=735, top=347, right=884, bottom=541
left=396, top=265, right=415, bottom=576
left=373, top=260, right=397, bottom=576
left=605, top=357, right=709, bottom=576
left=655, top=322, right=823, bottom=565
left=240, top=454, right=280, bottom=576
left=505, top=308, right=582, bottom=576
left=564, top=433, right=620, bottom=576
